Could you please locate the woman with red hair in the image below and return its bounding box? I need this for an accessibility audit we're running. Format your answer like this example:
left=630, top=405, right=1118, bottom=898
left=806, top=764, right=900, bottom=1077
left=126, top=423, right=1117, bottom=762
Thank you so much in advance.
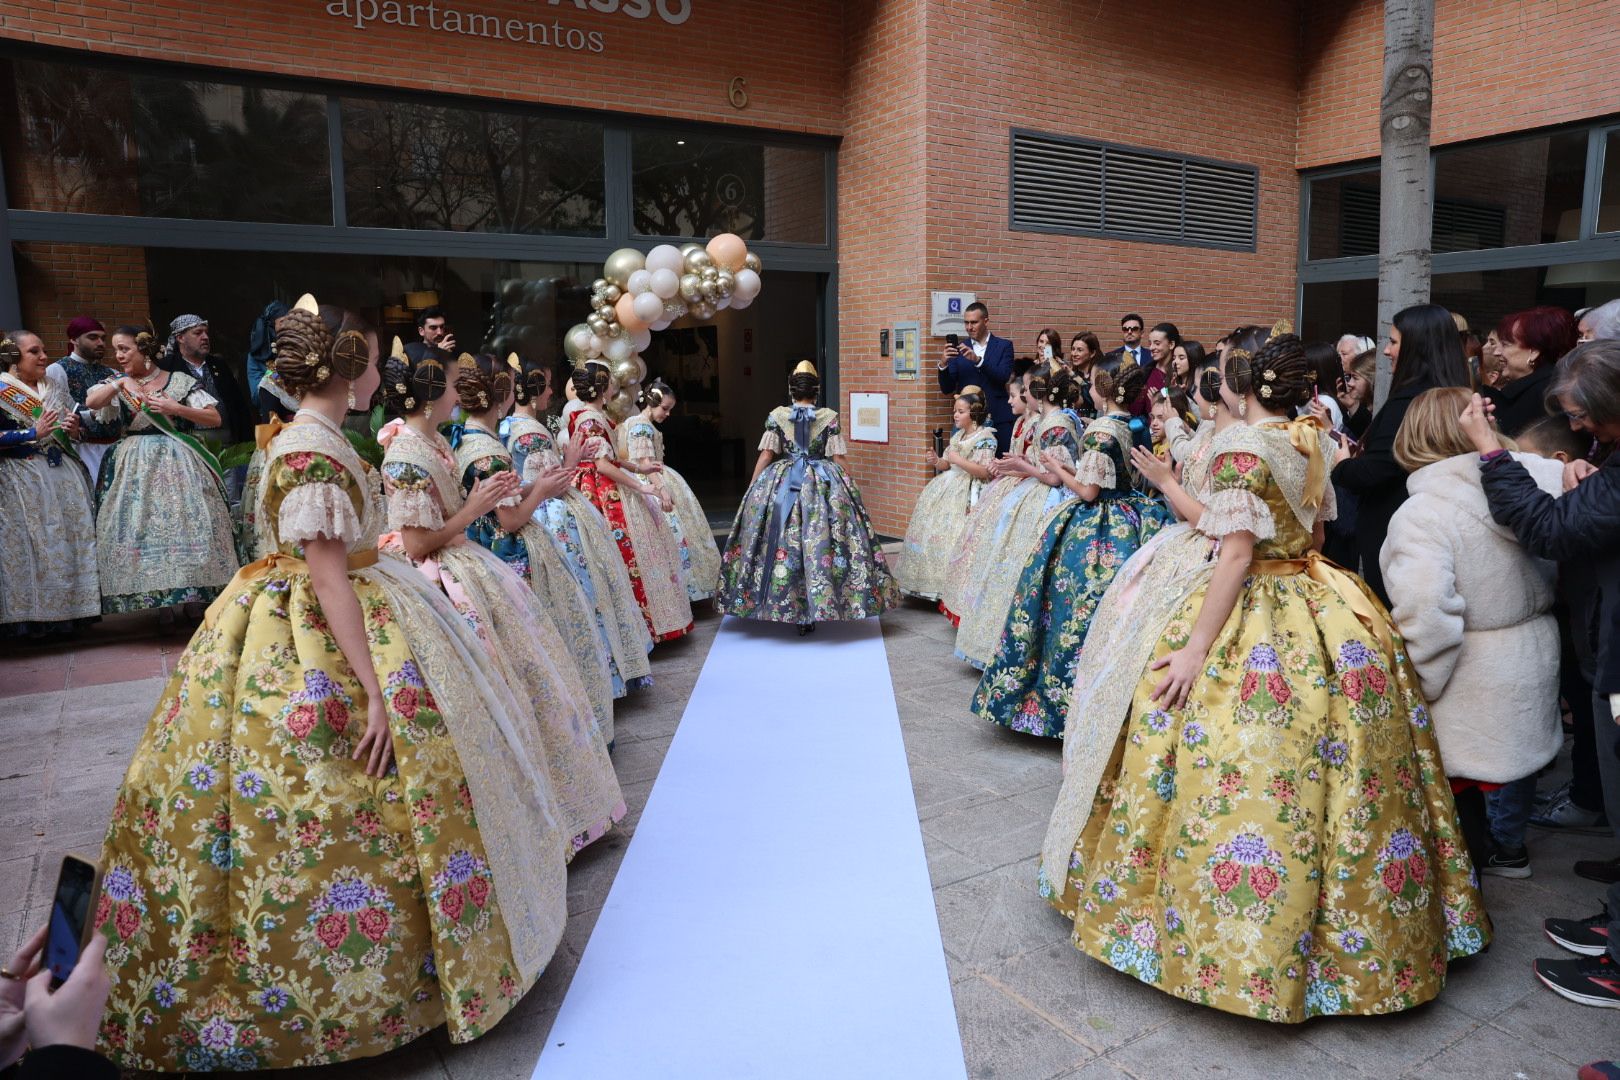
left=1487, top=306, right=1578, bottom=436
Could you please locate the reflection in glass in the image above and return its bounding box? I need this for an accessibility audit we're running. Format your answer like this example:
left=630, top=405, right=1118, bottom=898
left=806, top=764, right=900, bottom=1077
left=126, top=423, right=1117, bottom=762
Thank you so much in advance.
left=631, top=131, right=826, bottom=243
left=1599, top=130, right=1620, bottom=234
left=1305, top=168, right=1379, bottom=261
left=1433, top=131, right=1587, bottom=250
left=0, top=55, right=330, bottom=223
left=340, top=99, right=605, bottom=235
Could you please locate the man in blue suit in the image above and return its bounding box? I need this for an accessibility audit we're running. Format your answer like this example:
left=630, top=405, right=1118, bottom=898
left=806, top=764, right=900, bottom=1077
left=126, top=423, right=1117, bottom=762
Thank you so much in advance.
left=937, top=301, right=1015, bottom=454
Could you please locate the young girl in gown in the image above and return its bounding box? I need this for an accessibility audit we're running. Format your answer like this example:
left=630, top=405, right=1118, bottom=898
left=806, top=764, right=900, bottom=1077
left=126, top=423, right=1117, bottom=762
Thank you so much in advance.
left=617, top=379, right=722, bottom=602
left=894, top=389, right=997, bottom=602
left=94, top=299, right=574, bottom=1070
left=378, top=349, right=624, bottom=854
left=506, top=358, right=654, bottom=698
left=1039, top=334, right=1488, bottom=1023
left=91, top=326, right=239, bottom=616
left=940, top=368, right=1034, bottom=624
left=947, top=365, right=1083, bottom=668
left=566, top=366, right=694, bottom=642
left=973, top=364, right=1172, bottom=737
left=716, top=361, right=896, bottom=631
left=451, top=356, right=617, bottom=734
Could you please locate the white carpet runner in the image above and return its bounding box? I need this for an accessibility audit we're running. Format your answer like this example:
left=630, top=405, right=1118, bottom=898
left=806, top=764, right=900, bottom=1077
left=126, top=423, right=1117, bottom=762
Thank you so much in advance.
left=531, top=616, right=966, bottom=1079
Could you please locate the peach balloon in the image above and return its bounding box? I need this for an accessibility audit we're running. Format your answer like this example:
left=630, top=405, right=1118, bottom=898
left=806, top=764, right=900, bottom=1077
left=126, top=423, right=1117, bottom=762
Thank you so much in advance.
left=615, top=292, right=647, bottom=333
left=705, top=232, right=748, bottom=274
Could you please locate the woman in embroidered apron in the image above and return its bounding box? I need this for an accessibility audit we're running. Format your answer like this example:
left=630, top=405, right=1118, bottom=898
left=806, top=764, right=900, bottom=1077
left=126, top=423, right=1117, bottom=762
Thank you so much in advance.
left=565, top=365, right=693, bottom=642
left=95, top=298, right=573, bottom=1070
left=716, top=361, right=896, bottom=632
left=90, top=326, right=239, bottom=618
left=378, top=347, right=624, bottom=852
left=894, top=388, right=997, bottom=603
left=947, top=365, right=1083, bottom=668
left=0, top=330, right=99, bottom=638
left=449, top=354, right=617, bottom=735
left=617, top=379, right=721, bottom=602
left=974, top=364, right=1172, bottom=738
left=1038, top=334, right=1488, bottom=1023
left=506, top=357, right=653, bottom=700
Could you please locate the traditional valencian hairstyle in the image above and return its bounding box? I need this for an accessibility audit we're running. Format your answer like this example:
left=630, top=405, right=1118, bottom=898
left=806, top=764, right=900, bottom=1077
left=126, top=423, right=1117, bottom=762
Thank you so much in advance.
left=1091, top=359, right=1147, bottom=411
left=788, top=359, right=820, bottom=402
left=381, top=336, right=450, bottom=415
left=272, top=294, right=371, bottom=397
left=1224, top=328, right=1314, bottom=412
left=638, top=378, right=675, bottom=409
left=112, top=324, right=160, bottom=363
left=955, top=384, right=988, bottom=426
left=511, top=355, right=554, bottom=407
left=570, top=362, right=612, bottom=404
left=454, top=352, right=516, bottom=413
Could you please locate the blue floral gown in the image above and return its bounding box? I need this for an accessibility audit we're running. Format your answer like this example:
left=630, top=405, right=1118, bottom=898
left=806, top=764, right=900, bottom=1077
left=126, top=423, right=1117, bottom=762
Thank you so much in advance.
left=973, top=415, right=1172, bottom=737
left=716, top=405, right=897, bottom=624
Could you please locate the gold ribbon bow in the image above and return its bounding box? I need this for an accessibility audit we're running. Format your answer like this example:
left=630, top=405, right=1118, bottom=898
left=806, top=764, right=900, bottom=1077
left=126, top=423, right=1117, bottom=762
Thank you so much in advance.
left=255, top=417, right=287, bottom=450
left=1252, top=553, right=1394, bottom=659
left=1286, top=413, right=1327, bottom=509
left=204, top=548, right=380, bottom=628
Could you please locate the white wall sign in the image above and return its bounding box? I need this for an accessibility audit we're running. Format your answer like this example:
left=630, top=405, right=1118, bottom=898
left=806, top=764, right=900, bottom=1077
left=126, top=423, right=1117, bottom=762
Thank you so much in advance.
left=929, top=292, right=976, bottom=336
left=849, top=392, right=889, bottom=444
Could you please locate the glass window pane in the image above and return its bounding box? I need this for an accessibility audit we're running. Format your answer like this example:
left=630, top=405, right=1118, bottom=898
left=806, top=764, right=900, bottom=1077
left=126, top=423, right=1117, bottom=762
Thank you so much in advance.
left=1306, top=169, right=1379, bottom=261
left=1299, top=279, right=1378, bottom=344
left=1432, top=131, right=1587, bottom=250
left=1599, top=130, right=1620, bottom=234
left=631, top=131, right=827, bottom=243
left=0, top=55, right=330, bottom=223
left=340, top=98, right=605, bottom=236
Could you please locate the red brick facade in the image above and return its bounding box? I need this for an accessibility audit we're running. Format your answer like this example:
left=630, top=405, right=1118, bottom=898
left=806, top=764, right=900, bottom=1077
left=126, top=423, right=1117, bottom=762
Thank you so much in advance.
left=4, top=0, right=1618, bottom=531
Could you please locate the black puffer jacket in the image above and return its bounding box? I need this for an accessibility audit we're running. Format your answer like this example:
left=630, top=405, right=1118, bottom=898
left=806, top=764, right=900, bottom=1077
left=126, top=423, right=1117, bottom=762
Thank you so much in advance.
left=1480, top=452, right=1620, bottom=694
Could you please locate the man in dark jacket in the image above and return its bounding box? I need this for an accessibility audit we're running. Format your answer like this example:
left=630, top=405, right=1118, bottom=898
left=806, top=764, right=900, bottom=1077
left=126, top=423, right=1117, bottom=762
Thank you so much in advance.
left=937, top=301, right=1015, bottom=455
left=160, top=314, right=253, bottom=447
left=1329, top=379, right=1430, bottom=606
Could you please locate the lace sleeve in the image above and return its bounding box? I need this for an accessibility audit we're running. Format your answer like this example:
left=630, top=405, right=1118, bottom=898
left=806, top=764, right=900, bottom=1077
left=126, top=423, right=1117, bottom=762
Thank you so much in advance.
left=825, top=432, right=849, bottom=457
left=181, top=385, right=219, bottom=410
left=758, top=419, right=783, bottom=454
left=1073, top=448, right=1116, bottom=488
left=382, top=460, right=445, bottom=530
left=627, top=424, right=658, bottom=462
left=1198, top=451, right=1276, bottom=541
left=274, top=453, right=363, bottom=546
left=967, top=433, right=997, bottom=466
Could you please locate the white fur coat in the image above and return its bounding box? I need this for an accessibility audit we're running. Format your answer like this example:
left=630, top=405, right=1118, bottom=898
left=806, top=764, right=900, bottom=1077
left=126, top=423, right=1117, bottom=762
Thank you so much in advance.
left=1378, top=452, right=1565, bottom=783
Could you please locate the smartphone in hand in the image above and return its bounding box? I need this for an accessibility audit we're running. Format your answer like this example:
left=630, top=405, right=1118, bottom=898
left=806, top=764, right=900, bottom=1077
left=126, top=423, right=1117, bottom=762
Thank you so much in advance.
left=45, top=855, right=102, bottom=989
left=945, top=333, right=959, bottom=348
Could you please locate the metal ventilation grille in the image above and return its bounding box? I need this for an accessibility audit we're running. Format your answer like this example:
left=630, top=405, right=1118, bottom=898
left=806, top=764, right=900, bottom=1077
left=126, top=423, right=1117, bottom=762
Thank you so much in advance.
left=1010, top=129, right=1257, bottom=250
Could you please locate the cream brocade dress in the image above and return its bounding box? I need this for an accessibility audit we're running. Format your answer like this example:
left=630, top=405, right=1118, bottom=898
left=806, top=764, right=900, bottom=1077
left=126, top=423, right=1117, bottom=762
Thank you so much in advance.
left=894, top=424, right=998, bottom=602
left=96, top=416, right=571, bottom=1070
left=945, top=408, right=1082, bottom=668
left=96, top=371, right=240, bottom=612
left=617, top=414, right=721, bottom=601
left=379, top=423, right=624, bottom=853
left=1039, top=420, right=1489, bottom=1022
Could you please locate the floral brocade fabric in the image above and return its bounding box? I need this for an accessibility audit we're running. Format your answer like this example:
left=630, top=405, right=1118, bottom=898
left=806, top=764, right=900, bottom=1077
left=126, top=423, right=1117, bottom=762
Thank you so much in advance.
left=618, top=416, right=721, bottom=601
left=894, top=424, right=998, bottom=602
left=96, top=428, right=568, bottom=1070
left=1042, top=429, right=1490, bottom=1022
left=973, top=418, right=1172, bottom=738
left=716, top=406, right=897, bottom=624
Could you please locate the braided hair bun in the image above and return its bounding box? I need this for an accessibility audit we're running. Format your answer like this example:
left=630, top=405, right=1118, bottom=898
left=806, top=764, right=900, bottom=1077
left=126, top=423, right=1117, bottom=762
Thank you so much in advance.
left=1090, top=362, right=1147, bottom=411
left=637, top=378, right=674, bottom=409
left=113, top=325, right=160, bottom=363
left=1225, top=333, right=1312, bottom=411
left=512, top=356, right=554, bottom=407
left=955, top=390, right=988, bottom=426
left=454, top=353, right=514, bottom=414
left=272, top=307, right=336, bottom=397
left=787, top=368, right=820, bottom=402
left=382, top=342, right=449, bottom=416
left=570, top=364, right=611, bottom=404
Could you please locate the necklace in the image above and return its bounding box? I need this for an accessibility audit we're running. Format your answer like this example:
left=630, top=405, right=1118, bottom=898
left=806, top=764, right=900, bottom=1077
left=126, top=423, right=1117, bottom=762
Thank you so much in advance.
left=135, top=366, right=164, bottom=388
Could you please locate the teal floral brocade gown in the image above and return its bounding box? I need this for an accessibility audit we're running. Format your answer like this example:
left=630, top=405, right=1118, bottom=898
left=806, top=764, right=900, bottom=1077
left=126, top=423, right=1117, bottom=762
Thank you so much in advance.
left=716, top=405, right=897, bottom=624
left=973, top=415, right=1172, bottom=738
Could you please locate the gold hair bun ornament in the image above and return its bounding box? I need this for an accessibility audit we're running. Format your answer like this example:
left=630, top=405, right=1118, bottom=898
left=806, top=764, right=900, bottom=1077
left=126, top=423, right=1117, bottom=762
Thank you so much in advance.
left=455, top=352, right=478, bottom=375
left=293, top=293, right=320, bottom=315
left=390, top=336, right=407, bottom=362
left=960, top=384, right=983, bottom=396
left=793, top=359, right=819, bottom=378
left=331, top=328, right=371, bottom=380
left=506, top=352, right=521, bottom=371
left=1270, top=318, right=1293, bottom=338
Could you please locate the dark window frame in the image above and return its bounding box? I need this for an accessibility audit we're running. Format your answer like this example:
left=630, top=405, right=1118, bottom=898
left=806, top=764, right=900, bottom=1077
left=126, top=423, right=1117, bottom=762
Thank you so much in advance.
left=1007, top=126, right=1260, bottom=253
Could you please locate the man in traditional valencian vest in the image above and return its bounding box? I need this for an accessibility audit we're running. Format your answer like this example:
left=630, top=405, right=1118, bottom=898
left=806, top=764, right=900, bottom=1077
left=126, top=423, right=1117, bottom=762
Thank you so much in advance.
left=46, top=316, right=119, bottom=483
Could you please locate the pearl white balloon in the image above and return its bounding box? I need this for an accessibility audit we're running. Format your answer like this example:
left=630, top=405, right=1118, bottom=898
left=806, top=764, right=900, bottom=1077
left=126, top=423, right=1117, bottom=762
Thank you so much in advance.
left=715, top=294, right=732, bottom=310
left=588, top=334, right=605, bottom=356
left=649, top=267, right=680, bottom=300
left=729, top=293, right=754, bottom=311
left=632, top=290, right=664, bottom=323
left=650, top=318, right=672, bottom=332
left=603, top=334, right=633, bottom=362
left=626, top=269, right=652, bottom=296
left=631, top=327, right=652, bottom=352
left=645, top=244, right=684, bottom=276
left=733, top=268, right=762, bottom=301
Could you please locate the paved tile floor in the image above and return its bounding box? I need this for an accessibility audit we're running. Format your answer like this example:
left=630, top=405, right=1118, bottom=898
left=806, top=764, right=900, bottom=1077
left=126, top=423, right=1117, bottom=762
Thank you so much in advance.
left=1, top=601, right=1613, bottom=1079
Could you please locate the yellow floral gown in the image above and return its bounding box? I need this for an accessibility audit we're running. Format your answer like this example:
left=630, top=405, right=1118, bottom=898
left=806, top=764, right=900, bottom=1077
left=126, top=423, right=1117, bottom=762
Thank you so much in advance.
left=894, top=423, right=998, bottom=602
left=1039, top=419, right=1489, bottom=1022
left=379, top=422, right=624, bottom=853
left=96, top=415, right=571, bottom=1070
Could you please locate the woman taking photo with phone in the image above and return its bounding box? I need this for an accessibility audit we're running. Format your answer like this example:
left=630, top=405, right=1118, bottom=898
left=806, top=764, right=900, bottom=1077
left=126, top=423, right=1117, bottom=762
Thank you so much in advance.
left=95, top=298, right=575, bottom=1070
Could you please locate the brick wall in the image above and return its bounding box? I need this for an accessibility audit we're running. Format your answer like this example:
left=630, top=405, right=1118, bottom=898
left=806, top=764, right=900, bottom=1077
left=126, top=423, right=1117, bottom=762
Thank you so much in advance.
left=14, top=242, right=151, bottom=345
left=1299, top=0, right=1620, bottom=168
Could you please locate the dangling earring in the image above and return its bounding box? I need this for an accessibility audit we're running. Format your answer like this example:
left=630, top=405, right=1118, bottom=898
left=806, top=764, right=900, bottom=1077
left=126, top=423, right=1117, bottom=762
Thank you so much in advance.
left=346, top=385, right=357, bottom=410
left=1238, top=397, right=1248, bottom=419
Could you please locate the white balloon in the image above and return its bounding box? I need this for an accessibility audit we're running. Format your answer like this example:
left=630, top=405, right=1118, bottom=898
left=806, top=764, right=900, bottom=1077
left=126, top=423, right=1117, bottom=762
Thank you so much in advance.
left=631, top=327, right=652, bottom=351
left=603, top=334, right=633, bottom=362
left=645, top=244, right=684, bottom=276
left=632, top=290, right=664, bottom=323
left=588, top=334, right=605, bottom=356
left=649, top=267, right=680, bottom=300
left=729, top=293, right=754, bottom=311
left=626, top=269, right=652, bottom=296
left=733, top=268, right=762, bottom=301
left=714, top=294, right=732, bottom=310
left=650, top=318, right=672, bottom=331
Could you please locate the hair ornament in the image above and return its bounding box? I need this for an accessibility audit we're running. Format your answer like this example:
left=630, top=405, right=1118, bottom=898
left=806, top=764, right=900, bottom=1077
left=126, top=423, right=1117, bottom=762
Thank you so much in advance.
left=476, top=390, right=489, bottom=408
left=1227, top=348, right=1253, bottom=365
left=506, top=352, right=521, bottom=371
left=1260, top=385, right=1273, bottom=398
left=390, top=336, right=407, bottom=362
left=960, top=384, right=982, bottom=396
left=793, top=359, right=819, bottom=378
left=331, top=328, right=371, bottom=380
left=293, top=293, right=319, bottom=315
left=315, top=365, right=330, bottom=383
left=1270, top=318, right=1293, bottom=338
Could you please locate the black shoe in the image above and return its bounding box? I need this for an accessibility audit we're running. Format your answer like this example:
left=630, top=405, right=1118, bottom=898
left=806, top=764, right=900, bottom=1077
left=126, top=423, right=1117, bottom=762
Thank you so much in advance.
left=797, top=622, right=815, bottom=636
left=1480, top=845, right=1531, bottom=878
left=1575, top=856, right=1620, bottom=885
left=1546, top=910, right=1613, bottom=957
left=1534, top=954, right=1620, bottom=1008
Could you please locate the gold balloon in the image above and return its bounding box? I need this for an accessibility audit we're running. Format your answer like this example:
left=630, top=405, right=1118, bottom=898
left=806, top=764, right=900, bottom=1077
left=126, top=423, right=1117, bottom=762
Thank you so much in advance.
left=678, top=273, right=703, bottom=302
left=700, top=279, right=720, bottom=301
left=716, top=270, right=736, bottom=294
left=679, top=242, right=704, bottom=258
left=743, top=252, right=762, bottom=274
left=601, top=248, right=646, bottom=290
left=587, top=314, right=610, bottom=337
left=602, top=283, right=622, bottom=304
left=628, top=353, right=648, bottom=384
left=690, top=300, right=716, bottom=321
left=591, top=278, right=608, bottom=293
left=563, top=324, right=594, bottom=363
left=684, top=248, right=714, bottom=274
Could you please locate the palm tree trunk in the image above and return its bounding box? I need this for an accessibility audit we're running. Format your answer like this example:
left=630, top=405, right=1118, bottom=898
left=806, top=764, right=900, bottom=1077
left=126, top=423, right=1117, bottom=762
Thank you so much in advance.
left=1375, top=0, right=1435, bottom=408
